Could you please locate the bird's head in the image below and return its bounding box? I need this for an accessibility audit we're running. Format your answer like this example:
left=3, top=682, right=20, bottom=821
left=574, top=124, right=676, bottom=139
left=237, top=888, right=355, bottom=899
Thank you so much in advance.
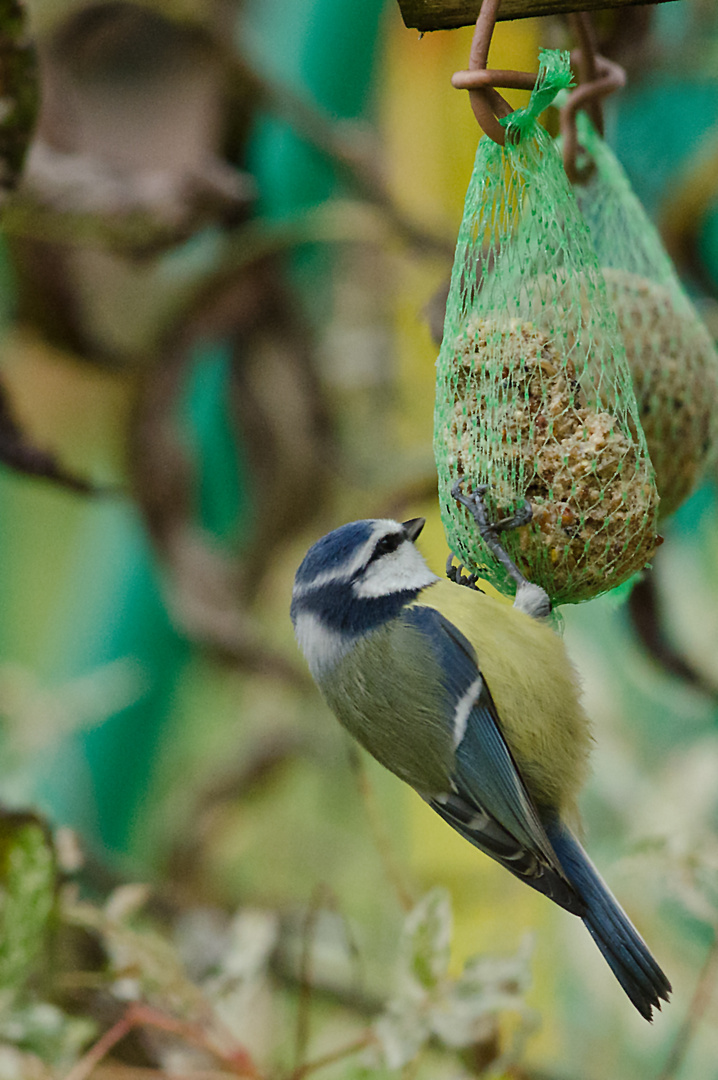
left=291, top=517, right=438, bottom=676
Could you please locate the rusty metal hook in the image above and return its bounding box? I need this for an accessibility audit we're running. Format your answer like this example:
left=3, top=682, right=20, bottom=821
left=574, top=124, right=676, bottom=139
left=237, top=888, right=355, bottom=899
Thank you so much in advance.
left=561, top=13, right=627, bottom=183
left=450, top=0, right=537, bottom=146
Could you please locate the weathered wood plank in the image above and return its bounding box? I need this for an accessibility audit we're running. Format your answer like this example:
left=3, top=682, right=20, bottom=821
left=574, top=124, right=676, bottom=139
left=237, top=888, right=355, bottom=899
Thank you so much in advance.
left=398, top=0, right=679, bottom=31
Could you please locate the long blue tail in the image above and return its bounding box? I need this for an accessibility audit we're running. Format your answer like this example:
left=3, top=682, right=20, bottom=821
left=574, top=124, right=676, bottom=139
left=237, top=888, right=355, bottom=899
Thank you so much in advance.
left=546, top=822, right=671, bottom=1021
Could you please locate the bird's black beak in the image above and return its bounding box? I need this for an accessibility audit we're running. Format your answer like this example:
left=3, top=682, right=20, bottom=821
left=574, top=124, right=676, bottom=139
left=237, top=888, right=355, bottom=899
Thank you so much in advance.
left=402, top=517, right=425, bottom=543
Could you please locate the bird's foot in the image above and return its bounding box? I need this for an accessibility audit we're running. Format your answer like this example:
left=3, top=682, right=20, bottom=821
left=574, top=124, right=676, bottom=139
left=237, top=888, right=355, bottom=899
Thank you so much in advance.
left=451, top=480, right=533, bottom=534
left=493, top=499, right=533, bottom=532
left=450, top=478, right=551, bottom=617
left=446, top=553, right=483, bottom=592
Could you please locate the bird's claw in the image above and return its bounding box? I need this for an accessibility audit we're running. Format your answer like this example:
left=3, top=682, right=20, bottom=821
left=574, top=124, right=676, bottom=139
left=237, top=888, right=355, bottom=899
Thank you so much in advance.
left=446, top=553, right=483, bottom=592
left=450, top=476, right=549, bottom=616
left=451, top=479, right=531, bottom=537
left=493, top=499, right=533, bottom=533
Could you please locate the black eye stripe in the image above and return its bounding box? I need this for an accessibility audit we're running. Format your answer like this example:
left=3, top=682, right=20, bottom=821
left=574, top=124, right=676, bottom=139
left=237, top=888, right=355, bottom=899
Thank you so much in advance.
left=367, top=531, right=404, bottom=565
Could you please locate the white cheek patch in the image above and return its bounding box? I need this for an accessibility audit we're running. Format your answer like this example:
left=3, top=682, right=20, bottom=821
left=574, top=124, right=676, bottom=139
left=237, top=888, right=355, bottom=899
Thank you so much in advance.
left=352, top=540, right=439, bottom=599
left=293, top=611, right=352, bottom=678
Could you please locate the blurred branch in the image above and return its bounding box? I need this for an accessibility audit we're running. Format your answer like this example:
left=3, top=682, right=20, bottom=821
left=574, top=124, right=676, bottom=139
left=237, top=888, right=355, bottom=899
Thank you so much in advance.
left=8, top=141, right=255, bottom=256
left=232, top=58, right=454, bottom=262
left=0, top=0, right=37, bottom=198
left=129, top=255, right=326, bottom=672
left=627, top=572, right=718, bottom=704
left=147, top=200, right=419, bottom=351
left=1, top=88, right=453, bottom=265
left=270, top=952, right=385, bottom=1019
left=0, top=375, right=106, bottom=492
left=396, top=0, right=678, bottom=32
left=0, top=0, right=103, bottom=492
left=1, top=193, right=446, bottom=276
left=657, top=932, right=718, bottom=1080
left=71, top=832, right=389, bottom=1022
left=164, top=730, right=310, bottom=904
left=658, top=137, right=718, bottom=296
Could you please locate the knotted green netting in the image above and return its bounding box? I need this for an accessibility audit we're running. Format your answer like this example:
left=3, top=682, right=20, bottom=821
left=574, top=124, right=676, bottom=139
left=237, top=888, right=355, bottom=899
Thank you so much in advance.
left=434, top=49, right=659, bottom=606
left=570, top=111, right=718, bottom=520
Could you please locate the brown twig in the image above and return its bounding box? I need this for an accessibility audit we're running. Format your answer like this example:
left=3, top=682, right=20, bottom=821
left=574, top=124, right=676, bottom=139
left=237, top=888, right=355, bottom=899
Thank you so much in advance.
left=656, top=932, right=718, bottom=1080
left=62, top=1002, right=262, bottom=1080
left=62, top=1011, right=139, bottom=1080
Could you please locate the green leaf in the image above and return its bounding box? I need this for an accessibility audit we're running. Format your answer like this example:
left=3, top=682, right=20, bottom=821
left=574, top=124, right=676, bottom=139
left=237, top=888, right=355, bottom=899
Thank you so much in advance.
left=0, top=1002, right=96, bottom=1067
left=0, top=813, right=56, bottom=1004
left=429, top=937, right=534, bottom=1050
left=397, top=888, right=451, bottom=998
left=373, top=1001, right=429, bottom=1070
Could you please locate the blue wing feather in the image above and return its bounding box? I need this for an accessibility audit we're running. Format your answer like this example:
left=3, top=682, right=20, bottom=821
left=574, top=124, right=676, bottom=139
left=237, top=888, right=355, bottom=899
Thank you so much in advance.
left=401, top=604, right=583, bottom=915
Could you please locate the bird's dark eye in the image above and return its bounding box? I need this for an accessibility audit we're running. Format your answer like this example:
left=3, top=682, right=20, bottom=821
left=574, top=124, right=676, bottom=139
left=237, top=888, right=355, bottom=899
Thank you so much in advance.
left=368, top=532, right=403, bottom=564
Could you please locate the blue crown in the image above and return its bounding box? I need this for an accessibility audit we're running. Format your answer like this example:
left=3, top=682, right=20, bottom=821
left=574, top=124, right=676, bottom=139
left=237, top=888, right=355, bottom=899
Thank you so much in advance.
left=294, top=520, right=374, bottom=587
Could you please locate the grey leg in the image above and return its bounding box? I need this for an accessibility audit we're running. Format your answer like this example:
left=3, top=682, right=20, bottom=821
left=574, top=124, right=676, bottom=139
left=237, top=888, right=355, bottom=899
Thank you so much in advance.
left=450, top=479, right=551, bottom=618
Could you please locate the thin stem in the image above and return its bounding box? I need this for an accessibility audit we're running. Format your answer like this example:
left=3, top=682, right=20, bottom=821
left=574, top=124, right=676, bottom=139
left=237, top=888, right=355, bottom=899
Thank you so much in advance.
left=657, top=932, right=718, bottom=1080
left=290, top=1032, right=375, bottom=1080
left=351, top=748, right=416, bottom=913
left=293, top=886, right=329, bottom=1075
left=400, top=1049, right=424, bottom=1080
left=62, top=1012, right=135, bottom=1080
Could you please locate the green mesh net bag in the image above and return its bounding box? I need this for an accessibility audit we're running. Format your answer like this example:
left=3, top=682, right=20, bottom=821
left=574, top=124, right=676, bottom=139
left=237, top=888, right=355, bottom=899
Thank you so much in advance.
left=568, top=111, right=718, bottom=520
left=434, top=50, right=660, bottom=606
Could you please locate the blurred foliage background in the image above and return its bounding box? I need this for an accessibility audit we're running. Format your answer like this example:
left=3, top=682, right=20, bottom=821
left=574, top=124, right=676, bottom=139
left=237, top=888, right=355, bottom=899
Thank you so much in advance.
left=1, top=1, right=718, bottom=1078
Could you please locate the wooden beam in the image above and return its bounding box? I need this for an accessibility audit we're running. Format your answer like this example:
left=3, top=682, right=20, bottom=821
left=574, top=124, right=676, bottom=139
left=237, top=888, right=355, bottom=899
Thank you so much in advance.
left=397, top=0, right=679, bottom=31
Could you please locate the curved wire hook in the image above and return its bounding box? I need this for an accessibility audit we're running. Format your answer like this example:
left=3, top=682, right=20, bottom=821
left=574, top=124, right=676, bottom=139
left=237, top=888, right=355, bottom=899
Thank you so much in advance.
left=450, top=0, right=537, bottom=146
left=561, top=13, right=627, bottom=183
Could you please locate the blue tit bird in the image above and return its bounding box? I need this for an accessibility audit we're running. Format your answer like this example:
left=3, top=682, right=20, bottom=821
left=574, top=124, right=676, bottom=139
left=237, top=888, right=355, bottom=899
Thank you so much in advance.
left=290, top=486, right=671, bottom=1021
